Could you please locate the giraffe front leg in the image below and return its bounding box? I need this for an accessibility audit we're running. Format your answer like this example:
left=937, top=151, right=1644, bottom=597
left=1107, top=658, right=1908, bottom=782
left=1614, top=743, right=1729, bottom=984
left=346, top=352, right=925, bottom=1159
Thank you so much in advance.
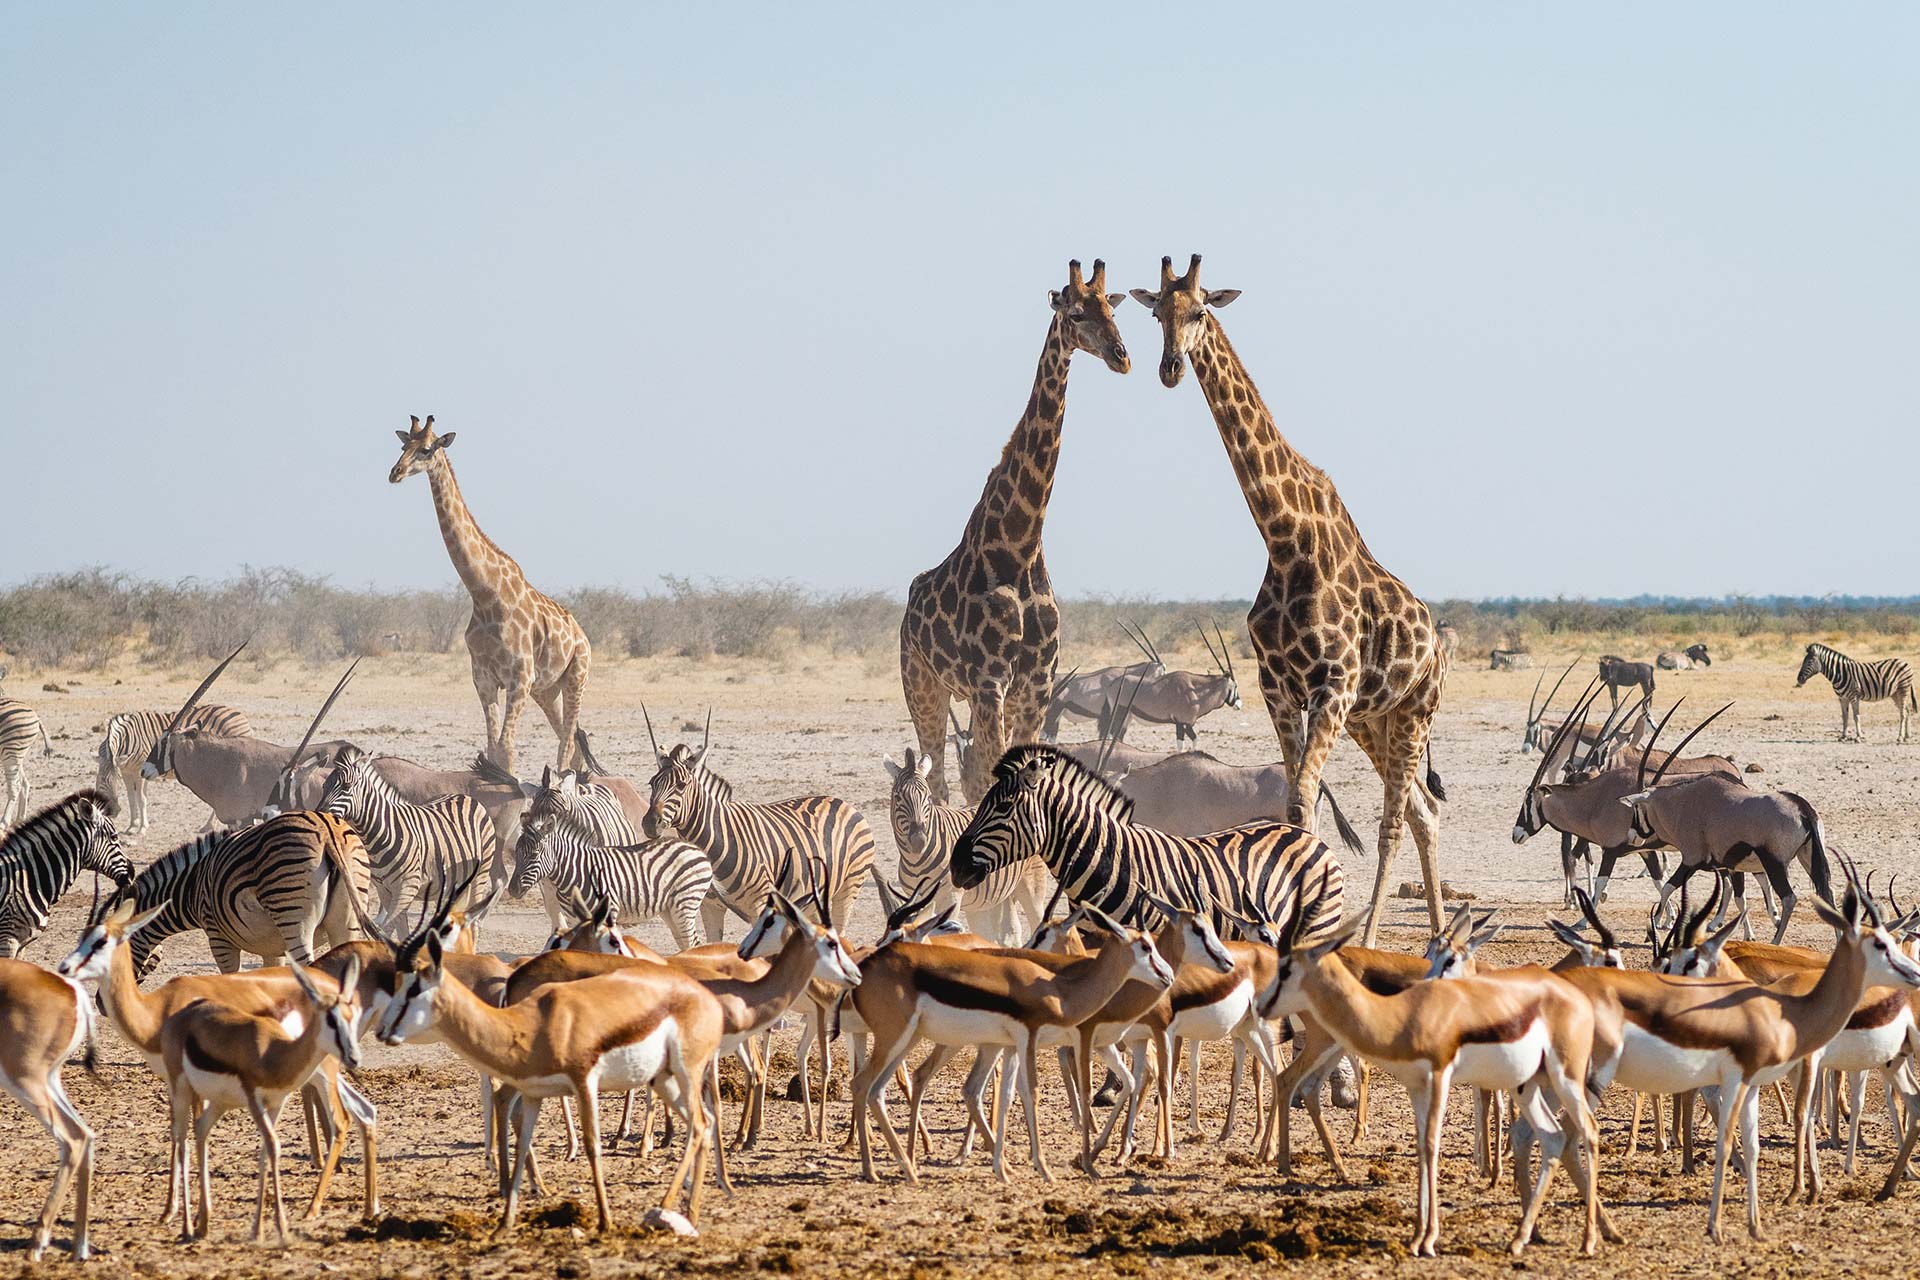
left=961, top=685, right=1009, bottom=804
left=472, top=660, right=504, bottom=765
left=900, top=636, right=955, bottom=803
left=497, top=676, right=534, bottom=776
left=554, top=651, right=590, bottom=771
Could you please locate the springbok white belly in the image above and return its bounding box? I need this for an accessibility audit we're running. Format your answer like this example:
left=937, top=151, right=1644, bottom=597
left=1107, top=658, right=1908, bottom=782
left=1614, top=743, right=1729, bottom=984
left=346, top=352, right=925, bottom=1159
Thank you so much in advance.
left=1452, top=1020, right=1550, bottom=1092
left=1821, top=1011, right=1913, bottom=1073
left=1168, top=981, right=1254, bottom=1042
left=1617, top=1023, right=1737, bottom=1094
left=915, top=998, right=1026, bottom=1049
left=592, top=1018, right=678, bottom=1093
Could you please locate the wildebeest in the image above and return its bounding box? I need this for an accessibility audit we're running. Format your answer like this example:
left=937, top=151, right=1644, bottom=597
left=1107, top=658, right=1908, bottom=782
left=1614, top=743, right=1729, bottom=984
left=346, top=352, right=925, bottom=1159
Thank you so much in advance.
left=1595, top=654, right=1655, bottom=709
left=1489, top=648, right=1533, bottom=671
left=1657, top=643, right=1712, bottom=671
left=1117, top=623, right=1244, bottom=749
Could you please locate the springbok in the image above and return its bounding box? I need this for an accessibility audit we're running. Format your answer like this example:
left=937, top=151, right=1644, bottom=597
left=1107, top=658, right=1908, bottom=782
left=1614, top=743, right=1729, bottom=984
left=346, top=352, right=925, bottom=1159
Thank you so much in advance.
left=0, top=957, right=97, bottom=1259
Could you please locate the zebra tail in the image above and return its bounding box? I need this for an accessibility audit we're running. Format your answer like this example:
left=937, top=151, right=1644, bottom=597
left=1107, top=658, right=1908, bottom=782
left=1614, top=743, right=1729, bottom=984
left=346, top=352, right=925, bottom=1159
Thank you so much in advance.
left=1782, top=792, right=1833, bottom=903
left=1424, top=741, right=1448, bottom=803
left=1315, top=782, right=1363, bottom=855
left=39, top=721, right=53, bottom=758
left=320, top=828, right=377, bottom=941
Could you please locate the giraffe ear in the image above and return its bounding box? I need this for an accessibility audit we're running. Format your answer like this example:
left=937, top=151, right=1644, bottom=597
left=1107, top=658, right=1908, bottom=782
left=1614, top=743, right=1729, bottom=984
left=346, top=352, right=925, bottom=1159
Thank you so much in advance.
left=434, top=432, right=457, bottom=451
left=1129, top=289, right=1160, bottom=309
left=395, top=430, right=411, bottom=444
left=1204, top=289, right=1242, bottom=308
left=1048, top=289, right=1067, bottom=312
left=1105, top=293, right=1125, bottom=308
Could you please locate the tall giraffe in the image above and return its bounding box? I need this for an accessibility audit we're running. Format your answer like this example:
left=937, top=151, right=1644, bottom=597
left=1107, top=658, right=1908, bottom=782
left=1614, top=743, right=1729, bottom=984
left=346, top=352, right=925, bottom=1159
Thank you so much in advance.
left=1132, top=256, right=1448, bottom=944
left=389, top=416, right=591, bottom=774
left=901, top=260, right=1131, bottom=802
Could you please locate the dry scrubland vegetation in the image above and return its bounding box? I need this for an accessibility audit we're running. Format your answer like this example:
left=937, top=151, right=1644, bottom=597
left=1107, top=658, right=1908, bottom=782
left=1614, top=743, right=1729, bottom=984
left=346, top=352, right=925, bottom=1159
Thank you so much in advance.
left=2, top=567, right=1916, bottom=674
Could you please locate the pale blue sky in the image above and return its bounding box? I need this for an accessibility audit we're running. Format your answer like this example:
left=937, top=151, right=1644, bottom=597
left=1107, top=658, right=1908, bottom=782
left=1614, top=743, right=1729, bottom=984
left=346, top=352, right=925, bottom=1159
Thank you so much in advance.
left=4, top=5, right=1914, bottom=600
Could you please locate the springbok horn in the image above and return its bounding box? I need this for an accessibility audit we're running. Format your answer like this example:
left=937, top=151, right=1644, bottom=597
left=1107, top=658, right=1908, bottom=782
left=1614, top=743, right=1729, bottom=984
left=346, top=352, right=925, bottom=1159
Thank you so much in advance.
left=285, top=659, right=360, bottom=779
left=641, top=702, right=663, bottom=760
left=166, top=640, right=250, bottom=734
left=1642, top=702, right=1734, bottom=795
left=1574, top=887, right=1616, bottom=951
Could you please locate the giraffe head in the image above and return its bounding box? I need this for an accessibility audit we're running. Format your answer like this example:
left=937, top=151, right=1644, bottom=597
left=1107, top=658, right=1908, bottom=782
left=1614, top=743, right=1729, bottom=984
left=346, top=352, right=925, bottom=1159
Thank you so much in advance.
left=389, top=415, right=456, bottom=484
left=1130, top=255, right=1241, bottom=388
left=1050, top=259, right=1130, bottom=373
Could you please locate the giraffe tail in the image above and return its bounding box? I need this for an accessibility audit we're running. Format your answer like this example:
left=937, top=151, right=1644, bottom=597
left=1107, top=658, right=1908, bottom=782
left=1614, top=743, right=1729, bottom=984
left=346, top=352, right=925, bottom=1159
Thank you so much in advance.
left=1424, top=741, right=1448, bottom=803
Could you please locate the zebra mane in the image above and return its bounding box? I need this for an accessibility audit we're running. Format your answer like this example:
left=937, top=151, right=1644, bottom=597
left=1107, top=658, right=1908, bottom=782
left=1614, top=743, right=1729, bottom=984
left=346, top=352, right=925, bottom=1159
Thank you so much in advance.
left=135, top=830, right=223, bottom=895
left=0, top=790, right=114, bottom=862
left=994, top=745, right=1135, bottom=825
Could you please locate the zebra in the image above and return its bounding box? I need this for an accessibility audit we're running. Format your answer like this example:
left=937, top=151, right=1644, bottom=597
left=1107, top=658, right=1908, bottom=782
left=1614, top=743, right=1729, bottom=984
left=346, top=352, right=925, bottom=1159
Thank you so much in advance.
left=317, top=746, right=494, bottom=928
left=108, top=810, right=374, bottom=979
left=949, top=744, right=1345, bottom=946
left=1, top=699, right=54, bottom=829
left=641, top=712, right=875, bottom=942
left=93, top=704, right=252, bottom=834
left=0, top=790, right=134, bottom=957
left=509, top=799, right=712, bottom=950
left=883, top=747, right=1049, bottom=944
left=1796, top=642, right=1916, bottom=743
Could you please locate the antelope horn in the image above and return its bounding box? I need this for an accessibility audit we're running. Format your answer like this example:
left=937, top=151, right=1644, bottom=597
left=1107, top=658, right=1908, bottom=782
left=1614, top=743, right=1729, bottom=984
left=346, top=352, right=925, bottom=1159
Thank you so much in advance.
left=167, top=640, right=249, bottom=734
left=286, top=659, right=359, bottom=777
left=641, top=702, right=663, bottom=760
left=1574, top=887, right=1616, bottom=951
left=1636, top=698, right=1686, bottom=793
left=1160, top=255, right=1176, bottom=286
left=1529, top=658, right=1579, bottom=731
left=1214, top=623, right=1236, bottom=681
left=700, top=708, right=713, bottom=756
left=1050, top=665, right=1080, bottom=701
left=1530, top=676, right=1603, bottom=790
left=1577, top=686, right=1641, bottom=774
left=1067, top=259, right=1085, bottom=289
left=1643, top=702, right=1734, bottom=795
left=1122, top=620, right=1155, bottom=666
left=1196, top=621, right=1225, bottom=676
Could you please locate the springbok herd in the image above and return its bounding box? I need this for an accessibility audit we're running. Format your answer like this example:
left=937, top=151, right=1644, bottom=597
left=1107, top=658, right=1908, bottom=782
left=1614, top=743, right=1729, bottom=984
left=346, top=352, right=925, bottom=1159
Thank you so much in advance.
left=2, top=258, right=1919, bottom=1266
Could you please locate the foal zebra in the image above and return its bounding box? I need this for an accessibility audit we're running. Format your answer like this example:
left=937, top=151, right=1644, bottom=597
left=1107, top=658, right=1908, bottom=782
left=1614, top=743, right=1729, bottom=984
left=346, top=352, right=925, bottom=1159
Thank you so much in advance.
left=510, top=801, right=712, bottom=949
left=643, top=728, right=875, bottom=942
left=318, top=746, right=493, bottom=927
left=884, top=747, right=1049, bottom=944
left=0, top=791, right=134, bottom=957
left=1, top=699, right=55, bottom=829
left=950, top=744, right=1345, bottom=945
left=93, top=705, right=252, bottom=834
left=110, top=810, right=374, bottom=978
left=1797, top=642, right=1916, bottom=743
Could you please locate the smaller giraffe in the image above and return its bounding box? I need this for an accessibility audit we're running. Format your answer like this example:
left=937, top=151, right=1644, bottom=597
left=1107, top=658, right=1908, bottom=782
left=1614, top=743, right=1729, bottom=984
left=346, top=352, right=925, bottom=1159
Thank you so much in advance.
left=389, top=416, right=591, bottom=774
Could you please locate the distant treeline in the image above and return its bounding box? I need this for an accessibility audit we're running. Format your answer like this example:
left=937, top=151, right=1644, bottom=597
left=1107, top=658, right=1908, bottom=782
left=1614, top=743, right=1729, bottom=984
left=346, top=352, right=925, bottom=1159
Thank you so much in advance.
left=0, top=567, right=1914, bottom=671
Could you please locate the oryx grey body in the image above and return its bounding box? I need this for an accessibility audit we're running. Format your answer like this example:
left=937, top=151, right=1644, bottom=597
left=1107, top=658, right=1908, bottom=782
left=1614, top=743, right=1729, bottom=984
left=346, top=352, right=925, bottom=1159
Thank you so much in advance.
left=144, top=732, right=356, bottom=828
left=1042, top=660, right=1163, bottom=740
left=1107, top=751, right=1362, bottom=853
left=0, top=699, right=54, bottom=829
left=1795, top=643, right=1916, bottom=743
left=94, top=705, right=251, bottom=834
left=1657, top=644, right=1712, bottom=671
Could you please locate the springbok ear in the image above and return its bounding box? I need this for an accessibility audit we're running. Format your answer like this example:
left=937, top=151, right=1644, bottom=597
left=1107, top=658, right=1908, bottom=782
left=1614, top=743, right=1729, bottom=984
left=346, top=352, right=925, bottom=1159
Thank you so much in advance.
left=341, top=954, right=362, bottom=993
left=1129, top=288, right=1160, bottom=309
left=290, top=961, right=323, bottom=1004
left=1809, top=893, right=1846, bottom=932
left=127, top=903, right=169, bottom=937
left=394, top=430, right=411, bottom=444
left=1204, top=289, right=1241, bottom=308
left=1547, top=919, right=1585, bottom=947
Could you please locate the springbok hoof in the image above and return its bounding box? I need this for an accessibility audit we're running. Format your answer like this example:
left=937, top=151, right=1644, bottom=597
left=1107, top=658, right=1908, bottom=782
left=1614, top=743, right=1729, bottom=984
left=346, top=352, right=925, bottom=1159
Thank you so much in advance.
left=641, top=1208, right=698, bottom=1238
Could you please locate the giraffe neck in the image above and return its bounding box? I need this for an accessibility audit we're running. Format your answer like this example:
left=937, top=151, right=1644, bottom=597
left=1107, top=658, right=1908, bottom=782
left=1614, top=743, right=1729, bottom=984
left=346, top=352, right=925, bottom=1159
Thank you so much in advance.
left=960, top=314, right=1076, bottom=569
left=1187, top=316, right=1348, bottom=558
left=426, top=455, right=521, bottom=606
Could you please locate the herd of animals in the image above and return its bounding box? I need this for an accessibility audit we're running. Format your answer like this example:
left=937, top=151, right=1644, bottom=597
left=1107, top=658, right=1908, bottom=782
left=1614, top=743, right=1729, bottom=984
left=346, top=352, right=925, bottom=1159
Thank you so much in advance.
left=1, top=256, right=1919, bottom=1263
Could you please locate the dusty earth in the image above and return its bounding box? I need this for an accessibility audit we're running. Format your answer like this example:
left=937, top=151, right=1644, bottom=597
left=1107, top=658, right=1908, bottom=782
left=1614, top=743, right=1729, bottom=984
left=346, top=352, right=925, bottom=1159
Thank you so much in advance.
left=4, top=636, right=1920, bottom=1278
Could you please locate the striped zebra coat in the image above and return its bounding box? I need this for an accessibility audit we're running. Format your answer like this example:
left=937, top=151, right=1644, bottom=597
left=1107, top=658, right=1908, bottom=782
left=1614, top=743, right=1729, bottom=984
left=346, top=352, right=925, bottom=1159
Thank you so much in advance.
left=511, top=800, right=712, bottom=949
left=1797, top=643, right=1916, bottom=743
left=318, top=746, right=492, bottom=926
left=884, top=747, right=1050, bottom=944
left=644, top=743, right=875, bottom=938
left=950, top=744, right=1345, bottom=946
left=0, top=790, right=133, bottom=957
left=93, top=704, right=251, bottom=834
left=114, top=810, right=373, bottom=978
left=1, top=698, right=55, bottom=829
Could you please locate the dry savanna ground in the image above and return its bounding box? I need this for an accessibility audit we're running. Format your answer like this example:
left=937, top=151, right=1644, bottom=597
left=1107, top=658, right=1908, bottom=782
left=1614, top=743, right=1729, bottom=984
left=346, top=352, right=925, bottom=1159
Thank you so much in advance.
left=4, top=636, right=1920, bottom=1278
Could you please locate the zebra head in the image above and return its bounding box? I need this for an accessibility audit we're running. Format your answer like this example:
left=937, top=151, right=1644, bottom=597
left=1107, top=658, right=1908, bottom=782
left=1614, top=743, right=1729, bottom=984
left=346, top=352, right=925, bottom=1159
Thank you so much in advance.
left=77, top=796, right=134, bottom=891
left=1796, top=644, right=1827, bottom=687
left=644, top=740, right=710, bottom=840
left=389, top=415, right=455, bottom=485
left=318, top=745, right=374, bottom=820
left=883, top=749, right=936, bottom=858
left=952, top=745, right=1128, bottom=891
left=510, top=786, right=564, bottom=900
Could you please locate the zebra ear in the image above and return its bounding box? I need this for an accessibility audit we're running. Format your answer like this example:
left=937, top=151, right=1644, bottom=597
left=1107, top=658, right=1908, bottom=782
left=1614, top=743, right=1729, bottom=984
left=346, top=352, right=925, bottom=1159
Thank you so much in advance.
left=882, top=756, right=904, bottom=784
left=916, top=752, right=932, bottom=780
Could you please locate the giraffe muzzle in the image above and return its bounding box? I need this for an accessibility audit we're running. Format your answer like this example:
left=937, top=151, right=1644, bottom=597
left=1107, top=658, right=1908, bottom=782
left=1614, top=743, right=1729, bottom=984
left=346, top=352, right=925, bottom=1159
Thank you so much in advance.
left=1160, top=354, right=1186, bottom=388
left=1105, top=344, right=1131, bottom=374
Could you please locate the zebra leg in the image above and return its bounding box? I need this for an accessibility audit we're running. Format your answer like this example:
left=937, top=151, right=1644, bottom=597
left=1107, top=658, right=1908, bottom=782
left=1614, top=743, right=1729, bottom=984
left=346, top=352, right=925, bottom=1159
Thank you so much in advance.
left=699, top=892, right=727, bottom=945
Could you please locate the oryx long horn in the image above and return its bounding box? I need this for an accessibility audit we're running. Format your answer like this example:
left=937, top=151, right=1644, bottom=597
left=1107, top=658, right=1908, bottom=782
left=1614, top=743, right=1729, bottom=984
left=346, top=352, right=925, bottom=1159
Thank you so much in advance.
left=1578, top=686, right=1641, bottom=773
left=1635, top=698, right=1687, bottom=793
left=1529, top=658, right=1578, bottom=732
left=1642, top=702, right=1734, bottom=795
left=1122, top=620, right=1155, bottom=667
left=167, top=640, right=250, bottom=733
left=641, top=702, right=663, bottom=760
left=1530, top=677, right=1603, bottom=790
left=286, top=659, right=360, bottom=775
left=700, top=708, right=713, bottom=755
left=1050, top=665, right=1080, bottom=701
left=1196, top=621, right=1227, bottom=677
left=1213, top=623, right=1236, bottom=680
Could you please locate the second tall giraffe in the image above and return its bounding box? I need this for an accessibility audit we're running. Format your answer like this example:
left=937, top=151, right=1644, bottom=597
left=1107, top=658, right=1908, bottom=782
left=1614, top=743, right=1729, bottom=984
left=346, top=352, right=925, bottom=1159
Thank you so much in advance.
left=901, top=260, right=1131, bottom=802
left=389, top=416, right=592, bottom=774
left=1133, top=256, right=1449, bottom=943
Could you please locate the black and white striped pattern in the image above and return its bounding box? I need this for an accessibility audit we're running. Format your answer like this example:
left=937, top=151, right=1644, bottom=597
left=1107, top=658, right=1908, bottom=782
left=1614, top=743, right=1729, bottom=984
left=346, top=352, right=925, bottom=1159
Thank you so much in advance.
left=885, top=748, right=1048, bottom=942
left=1798, top=643, right=1916, bottom=743
left=510, top=799, right=712, bottom=949
left=1, top=699, right=54, bottom=829
left=646, top=744, right=875, bottom=928
left=117, top=810, right=373, bottom=978
left=0, top=790, right=133, bottom=957
left=92, top=704, right=251, bottom=833
left=951, top=744, right=1344, bottom=944
left=319, top=746, right=493, bottom=927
